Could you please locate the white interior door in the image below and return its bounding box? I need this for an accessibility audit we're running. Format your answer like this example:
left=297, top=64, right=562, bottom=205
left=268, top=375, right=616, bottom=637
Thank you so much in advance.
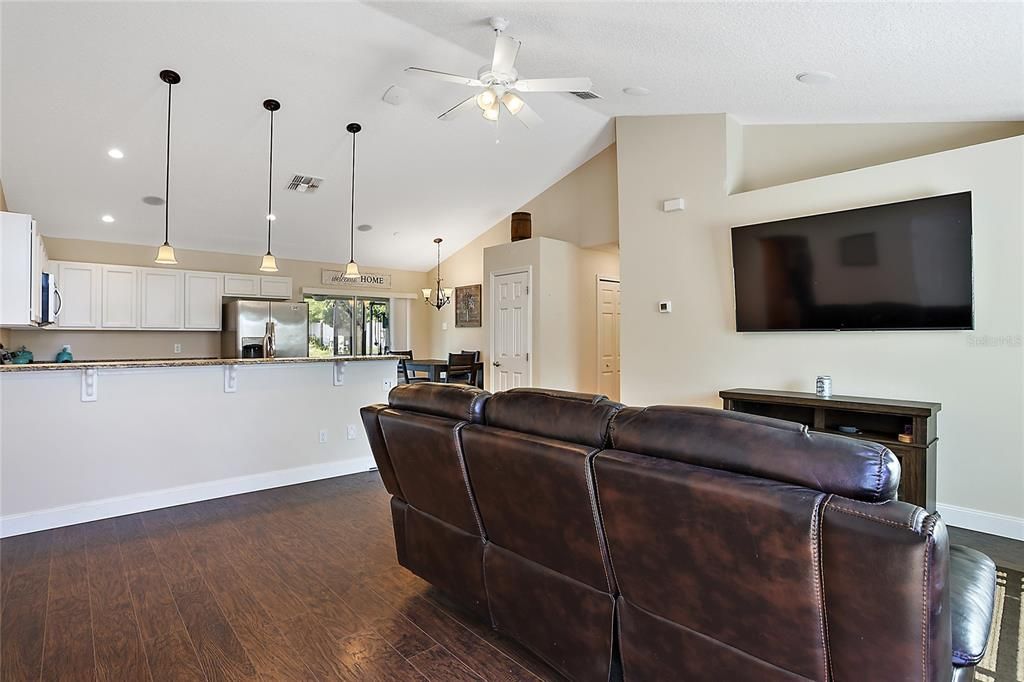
left=491, top=270, right=531, bottom=391
left=597, top=278, right=621, bottom=401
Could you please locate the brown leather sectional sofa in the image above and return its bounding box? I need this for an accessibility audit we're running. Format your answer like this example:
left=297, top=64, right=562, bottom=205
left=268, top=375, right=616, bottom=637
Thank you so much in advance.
left=362, top=384, right=997, bottom=681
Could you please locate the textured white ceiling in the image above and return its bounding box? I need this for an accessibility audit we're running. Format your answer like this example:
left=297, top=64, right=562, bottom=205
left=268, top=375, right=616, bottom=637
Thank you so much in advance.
left=0, top=2, right=612, bottom=271
left=375, top=1, right=1024, bottom=124
left=2, top=2, right=1020, bottom=272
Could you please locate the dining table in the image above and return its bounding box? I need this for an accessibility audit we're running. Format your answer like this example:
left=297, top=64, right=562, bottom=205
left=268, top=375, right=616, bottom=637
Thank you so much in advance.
left=404, top=358, right=485, bottom=388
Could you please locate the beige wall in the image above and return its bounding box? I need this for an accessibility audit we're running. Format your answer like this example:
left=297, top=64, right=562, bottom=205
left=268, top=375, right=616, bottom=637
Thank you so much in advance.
left=616, top=114, right=1023, bottom=528
left=739, top=121, right=1024, bottom=192
left=481, top=236, right=618, bottom=393
left=9, top=238, right=431, bottom=361
left=426, top=144, right=620, bottom=373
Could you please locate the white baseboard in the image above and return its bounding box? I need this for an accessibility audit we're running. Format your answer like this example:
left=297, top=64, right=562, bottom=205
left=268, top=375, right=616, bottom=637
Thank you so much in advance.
left=0, top=456, right=377, bottom=538
left=937, top=503, right=1024, bottom=541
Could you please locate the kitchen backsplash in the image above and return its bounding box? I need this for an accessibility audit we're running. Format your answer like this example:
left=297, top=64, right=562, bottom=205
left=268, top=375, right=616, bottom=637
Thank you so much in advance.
left=5, top=329, right=221, bottom=361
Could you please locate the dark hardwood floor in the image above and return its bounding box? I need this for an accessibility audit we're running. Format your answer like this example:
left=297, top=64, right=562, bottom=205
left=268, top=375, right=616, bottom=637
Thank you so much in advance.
left=0, top=472, right=562, bottom=681
left=3, top=471, right=1022, bottom=681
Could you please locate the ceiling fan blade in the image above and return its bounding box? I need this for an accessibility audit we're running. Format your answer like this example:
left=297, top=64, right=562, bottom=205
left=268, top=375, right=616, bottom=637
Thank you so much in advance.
left=514, top=77, right=593, bottom=93
left=405, top=67, right=482, bottom=87
left=491, top=35, right=521, bottom=74
left=510, top=99, right=543, bottom=129
left=438, top=95, right=479, bottom=121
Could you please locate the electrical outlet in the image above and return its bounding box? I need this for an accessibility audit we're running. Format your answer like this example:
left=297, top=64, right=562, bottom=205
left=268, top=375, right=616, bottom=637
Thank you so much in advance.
left=319, top=430, right=328, bottom=444
left=382, top=378, right=394, bottom=392
left=442, top=322, right=448, bottom=331
left=346, top=425, right=357, bottom=440
left=173, top=343, right=182, bottom=354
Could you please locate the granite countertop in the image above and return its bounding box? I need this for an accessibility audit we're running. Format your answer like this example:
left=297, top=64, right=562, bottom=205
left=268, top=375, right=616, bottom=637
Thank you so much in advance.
left=0, top=355, right=400, bottom=372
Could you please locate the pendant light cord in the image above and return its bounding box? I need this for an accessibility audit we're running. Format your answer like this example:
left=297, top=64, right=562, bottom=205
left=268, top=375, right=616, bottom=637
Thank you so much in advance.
left=164, top=81, right=172, bottom=246
left=267, top=109, right=274, bottom=253
left=349, top=131, right=357, bottom=262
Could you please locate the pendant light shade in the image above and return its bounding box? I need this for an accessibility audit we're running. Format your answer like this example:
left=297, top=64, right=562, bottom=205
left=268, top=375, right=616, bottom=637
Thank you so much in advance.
left=260, top=99, right=281, bottom=272
left=155, top=243, right=178, bottom=265
left=154, top=69, right=180, bottom=265
left=345, top=122, right=362, bottom=278
left=260, top=253, right=279, bottom=272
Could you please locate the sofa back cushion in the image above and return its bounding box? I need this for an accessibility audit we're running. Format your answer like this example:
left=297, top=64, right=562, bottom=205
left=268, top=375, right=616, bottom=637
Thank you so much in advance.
left=595, top=449, right=831, bottom=680
left=610, top=405, right=900, bottom=502
left=485, top=387, right=622, bottom=448
left=461, top=426, right=613, bottom=591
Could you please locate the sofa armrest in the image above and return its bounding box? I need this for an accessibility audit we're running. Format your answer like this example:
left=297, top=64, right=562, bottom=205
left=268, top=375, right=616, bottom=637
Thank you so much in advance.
left=949, top=544, right=996, bottom=667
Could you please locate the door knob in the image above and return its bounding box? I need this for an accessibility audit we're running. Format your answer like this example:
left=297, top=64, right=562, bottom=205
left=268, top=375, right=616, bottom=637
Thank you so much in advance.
left=492, top=361, right=502, bottom=367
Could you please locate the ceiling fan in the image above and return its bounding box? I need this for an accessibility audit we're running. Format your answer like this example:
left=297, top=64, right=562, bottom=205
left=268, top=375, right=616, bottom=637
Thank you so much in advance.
left=405, top=17, right=595, bottom=128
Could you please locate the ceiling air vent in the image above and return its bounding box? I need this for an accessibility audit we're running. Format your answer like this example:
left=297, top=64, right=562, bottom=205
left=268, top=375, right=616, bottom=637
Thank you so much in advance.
left=571, top=91, right=602, bottom=100
left=286, top=175, right=323, bottom=193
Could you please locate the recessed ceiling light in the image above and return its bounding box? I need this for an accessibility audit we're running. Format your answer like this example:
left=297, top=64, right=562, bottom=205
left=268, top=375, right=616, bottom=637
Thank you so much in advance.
left=107, top=148, right=124, bottom=159
left=796, top=71, right=836, bottom=85
left=357, top=224, right=373, bottom=232
left=622, top=86, right=651, bottom=96
left=101, top=214, right=115, bottom=223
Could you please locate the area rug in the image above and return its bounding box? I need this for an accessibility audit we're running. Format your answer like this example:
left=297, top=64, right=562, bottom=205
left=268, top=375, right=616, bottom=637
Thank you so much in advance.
left=975, top=565, right=1022, bottom=681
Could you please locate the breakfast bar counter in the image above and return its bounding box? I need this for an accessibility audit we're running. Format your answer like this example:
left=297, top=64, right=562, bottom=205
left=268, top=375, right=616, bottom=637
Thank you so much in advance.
left=0, top=355, right=399, bottom=537
left=0, top=354, right=400, bottom=372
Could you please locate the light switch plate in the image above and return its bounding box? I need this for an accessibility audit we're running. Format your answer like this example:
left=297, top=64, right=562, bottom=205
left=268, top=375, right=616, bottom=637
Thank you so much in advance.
left=347, top=425, right=357, bottom=440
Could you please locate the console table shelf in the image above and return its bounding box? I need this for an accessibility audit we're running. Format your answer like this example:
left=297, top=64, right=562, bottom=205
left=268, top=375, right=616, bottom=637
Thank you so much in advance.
left=719, top=388, right=940, bottom=510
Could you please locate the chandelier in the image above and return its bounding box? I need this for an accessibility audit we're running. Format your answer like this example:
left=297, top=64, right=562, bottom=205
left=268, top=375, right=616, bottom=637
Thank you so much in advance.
left=422, top=238, right=453, bottom=311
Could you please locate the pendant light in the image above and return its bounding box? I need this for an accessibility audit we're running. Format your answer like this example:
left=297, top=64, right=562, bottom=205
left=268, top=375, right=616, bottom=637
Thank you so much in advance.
left=259, top=99, right=281, bottom=272
left=423, top=238, right=453, bottom=310
left=154, top=69, right=180, bottom=265
left=344, top=122, right=362, bottom=278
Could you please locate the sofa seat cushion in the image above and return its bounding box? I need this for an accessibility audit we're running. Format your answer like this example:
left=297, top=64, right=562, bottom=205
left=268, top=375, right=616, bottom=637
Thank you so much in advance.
left=950, top=544, right=996, bottom=667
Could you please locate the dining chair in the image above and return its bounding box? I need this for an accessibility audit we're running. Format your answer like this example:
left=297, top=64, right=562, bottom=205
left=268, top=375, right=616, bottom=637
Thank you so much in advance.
left=446, top=352, right=477, bottom=385
left=392, top=350, right=425, bottom=384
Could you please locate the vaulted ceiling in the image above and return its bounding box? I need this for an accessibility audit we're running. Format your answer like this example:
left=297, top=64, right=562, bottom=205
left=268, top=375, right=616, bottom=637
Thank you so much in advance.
left=2, top=2, right=1020, bottom=271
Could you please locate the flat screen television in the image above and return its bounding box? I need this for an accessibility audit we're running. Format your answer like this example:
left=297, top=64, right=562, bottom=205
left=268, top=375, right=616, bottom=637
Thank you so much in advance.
left=731, top=192, right=973, bottom=331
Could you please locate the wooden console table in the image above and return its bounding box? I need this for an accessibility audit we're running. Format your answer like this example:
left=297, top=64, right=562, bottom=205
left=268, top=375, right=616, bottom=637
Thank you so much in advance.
left=719, top=388, right=940, bottom=510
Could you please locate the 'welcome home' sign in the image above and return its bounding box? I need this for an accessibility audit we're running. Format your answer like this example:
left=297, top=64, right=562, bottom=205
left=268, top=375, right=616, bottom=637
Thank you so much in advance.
left=321, top=269, right=392, bottom=289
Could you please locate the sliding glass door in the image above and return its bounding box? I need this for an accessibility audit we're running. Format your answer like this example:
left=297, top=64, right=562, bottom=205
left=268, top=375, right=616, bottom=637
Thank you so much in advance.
left=306, top=295, right=390, bottom=357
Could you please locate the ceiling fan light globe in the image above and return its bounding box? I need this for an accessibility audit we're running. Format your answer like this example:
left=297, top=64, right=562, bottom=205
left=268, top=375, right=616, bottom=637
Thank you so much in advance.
left=502, top=92, right=525, bottom=115
left=482, top=103, right=499, bottom=121
left=476, top=88, right=497, bottom=110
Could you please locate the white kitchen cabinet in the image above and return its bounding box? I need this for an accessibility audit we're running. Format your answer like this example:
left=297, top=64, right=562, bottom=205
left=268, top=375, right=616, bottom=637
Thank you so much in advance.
left=100, top=265, right=139, bottom=328
left=259, top=276, right=292, bottom=299
left=184, top=271, right=223, bottom=330
left=223, top=274, right=259, bottom=297
left=140, top=268, right=184, bottom=329
left=55, top=262, right=101, bottom=329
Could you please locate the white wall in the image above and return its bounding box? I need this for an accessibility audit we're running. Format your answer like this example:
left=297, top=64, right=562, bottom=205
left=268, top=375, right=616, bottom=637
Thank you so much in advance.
left=617, top=114, right=1023, bottom=536
left=0, top=359, right=396, bottom=536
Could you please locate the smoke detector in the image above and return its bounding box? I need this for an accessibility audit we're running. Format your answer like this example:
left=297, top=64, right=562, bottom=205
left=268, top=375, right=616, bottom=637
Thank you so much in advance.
left=286, top=175, right=323, bottom=193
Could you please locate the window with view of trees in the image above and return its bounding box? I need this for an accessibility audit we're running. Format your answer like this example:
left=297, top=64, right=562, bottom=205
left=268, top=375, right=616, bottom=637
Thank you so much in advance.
left=306, top=295, right=390, bottom=357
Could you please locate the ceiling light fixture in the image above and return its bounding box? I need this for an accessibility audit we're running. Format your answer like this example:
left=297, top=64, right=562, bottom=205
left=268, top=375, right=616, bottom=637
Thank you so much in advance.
left=154, top=69, right=180, bottom=265
left=344, top=122, right=362, bottom=278
left=796, top=71, right=836, bottom=85
left=423, top=238, right=453, bottom=311
left=260, top=98, right=281, bottom=273
left=107, top=148, right=124, bottom=159
left=623, top=86, right=651, bottom=96
left=101, top=214, right=115, bottom=223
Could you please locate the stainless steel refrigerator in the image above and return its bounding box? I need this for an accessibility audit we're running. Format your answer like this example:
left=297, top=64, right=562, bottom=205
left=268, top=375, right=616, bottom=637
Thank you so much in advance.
left=222, top=300, right=309, bottom=359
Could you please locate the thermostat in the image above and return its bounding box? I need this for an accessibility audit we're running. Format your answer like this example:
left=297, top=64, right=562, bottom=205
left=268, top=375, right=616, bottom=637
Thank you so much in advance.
left=658, top=301, right=672, bottom=313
